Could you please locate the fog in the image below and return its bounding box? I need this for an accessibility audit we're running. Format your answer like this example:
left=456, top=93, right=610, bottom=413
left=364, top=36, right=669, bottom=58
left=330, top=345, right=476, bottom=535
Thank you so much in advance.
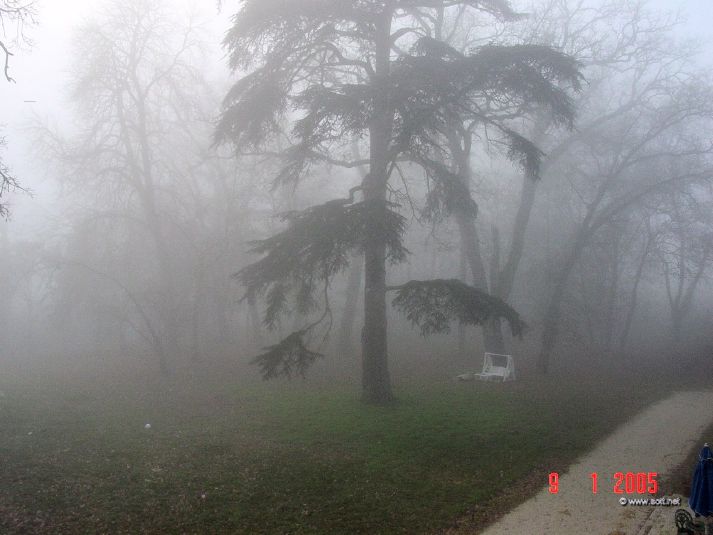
left=1, top=0, right=713, bottom=533
left=3, top=0, right=712, bottom=379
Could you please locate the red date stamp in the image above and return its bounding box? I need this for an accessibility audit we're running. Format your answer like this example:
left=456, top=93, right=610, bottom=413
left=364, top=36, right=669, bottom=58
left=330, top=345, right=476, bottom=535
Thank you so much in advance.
left=548, top=472, right=658, bottom=494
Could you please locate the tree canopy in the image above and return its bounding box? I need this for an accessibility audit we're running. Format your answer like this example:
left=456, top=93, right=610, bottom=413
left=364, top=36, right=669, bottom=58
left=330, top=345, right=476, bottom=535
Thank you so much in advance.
left=219, top=0, right=582, bottom=395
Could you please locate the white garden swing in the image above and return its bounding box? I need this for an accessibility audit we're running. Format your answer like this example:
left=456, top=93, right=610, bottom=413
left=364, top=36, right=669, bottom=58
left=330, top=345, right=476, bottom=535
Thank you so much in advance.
left=457, top=352, right=516, bottom=382
left=475, top=352, right=516, bottom=381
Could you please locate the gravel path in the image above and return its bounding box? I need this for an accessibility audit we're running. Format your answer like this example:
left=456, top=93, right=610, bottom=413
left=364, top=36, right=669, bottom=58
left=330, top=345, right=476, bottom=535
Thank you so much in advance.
left=480, top=390, right=713, bottom=535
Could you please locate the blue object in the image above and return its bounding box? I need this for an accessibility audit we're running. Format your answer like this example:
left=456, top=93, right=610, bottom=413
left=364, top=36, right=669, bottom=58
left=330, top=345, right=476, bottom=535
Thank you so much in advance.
left=689, top=443, right=713, bottom=517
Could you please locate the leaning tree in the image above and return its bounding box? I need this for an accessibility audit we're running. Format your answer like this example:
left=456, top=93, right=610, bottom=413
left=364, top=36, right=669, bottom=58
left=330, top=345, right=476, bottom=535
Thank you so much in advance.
left=218, top=0, right=581, bottom=403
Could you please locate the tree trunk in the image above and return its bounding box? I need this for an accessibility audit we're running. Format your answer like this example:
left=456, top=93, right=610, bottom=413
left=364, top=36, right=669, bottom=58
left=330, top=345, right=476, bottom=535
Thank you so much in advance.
left=668, top=239, right=709, bottom=348
left=671, top=312, right=683, bottom=345
left=484, top=225, right=505, bottom=353
left=448, top=144, right=496, bottom=356
left=362, top=227, right=391, bottom=403
left=137, top=109, right=182, bottom=369
left=483, top=173, right=539, bottom=352
left=362, top=185, right=391, bottom=403
left=361, top=8, right=394, bottom=404
left=191, top=290, right=203, bottom=364
left=574, top=261, right=597, bottom=352
left=619, top=230, right=652, bottom=356
left=454, top=210, right=489, bottom=290
left=457, top=246, right=467, bottom=356
left=603, top=230, right=622, bottom=356
left=116, top=86, right=179, bottom=374
left=455, top=209, right=504, bottom=355
left=214, top=282, right=232, bottom=350
left=536, top=167, right=619, bottom=373
left=338, top=258, right=363, bottom=356
left=537, top=235, right=588, bottom=373
left=496, top=174, right=538, bottom=300
left=486, top=122, right=547, bottom=348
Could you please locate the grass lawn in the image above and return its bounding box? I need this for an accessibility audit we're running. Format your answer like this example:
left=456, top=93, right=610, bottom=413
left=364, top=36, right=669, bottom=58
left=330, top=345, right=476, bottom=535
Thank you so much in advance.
left=0, top=366, right=693, bottom=534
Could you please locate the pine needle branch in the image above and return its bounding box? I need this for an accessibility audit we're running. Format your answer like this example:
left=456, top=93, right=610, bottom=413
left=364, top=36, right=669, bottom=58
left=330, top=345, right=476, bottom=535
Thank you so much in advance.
left=390, top=279, right=525, bottom=337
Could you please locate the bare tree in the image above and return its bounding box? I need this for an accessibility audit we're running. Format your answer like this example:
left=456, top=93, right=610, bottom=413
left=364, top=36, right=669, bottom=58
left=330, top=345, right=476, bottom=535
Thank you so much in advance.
left=0, top=0, right=35, bottom=82
left=477, top=0, right=685, bottom=352
left=617, top=215, right=656, bottom=355
left=0, top=0, right=36, bottom=217
left=41, top=0, right=210, bottom=373
left=654, top=189, right=713, bottom=344
left=536, top=70, right=713, bottom=372
left=0, top=134, right=23, bottom=218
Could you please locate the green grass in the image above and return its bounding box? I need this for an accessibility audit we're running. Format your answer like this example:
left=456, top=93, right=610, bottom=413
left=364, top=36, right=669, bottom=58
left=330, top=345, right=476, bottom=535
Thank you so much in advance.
left=0, top=368, right=686, bottom=534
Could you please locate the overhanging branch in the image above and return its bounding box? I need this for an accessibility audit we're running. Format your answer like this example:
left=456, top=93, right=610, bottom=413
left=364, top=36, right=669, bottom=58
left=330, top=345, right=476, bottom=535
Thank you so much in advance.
left=0, top=39, right=14, bottom=82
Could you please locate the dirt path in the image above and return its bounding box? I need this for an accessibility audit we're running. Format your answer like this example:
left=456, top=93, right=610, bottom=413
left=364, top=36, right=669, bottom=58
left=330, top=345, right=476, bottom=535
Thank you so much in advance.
left=478, top=390, right=713, bottom=535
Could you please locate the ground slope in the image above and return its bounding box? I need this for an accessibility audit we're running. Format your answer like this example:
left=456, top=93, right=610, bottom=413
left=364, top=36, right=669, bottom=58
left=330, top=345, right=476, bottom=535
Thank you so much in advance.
left=473, top=390, right=713, bottom=535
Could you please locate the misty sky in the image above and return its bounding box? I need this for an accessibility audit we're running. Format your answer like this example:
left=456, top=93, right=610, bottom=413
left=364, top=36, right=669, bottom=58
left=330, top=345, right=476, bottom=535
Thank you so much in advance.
left=2, top=1, right=228, bottom=238
left=0, top=0, right=711, bottom=238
